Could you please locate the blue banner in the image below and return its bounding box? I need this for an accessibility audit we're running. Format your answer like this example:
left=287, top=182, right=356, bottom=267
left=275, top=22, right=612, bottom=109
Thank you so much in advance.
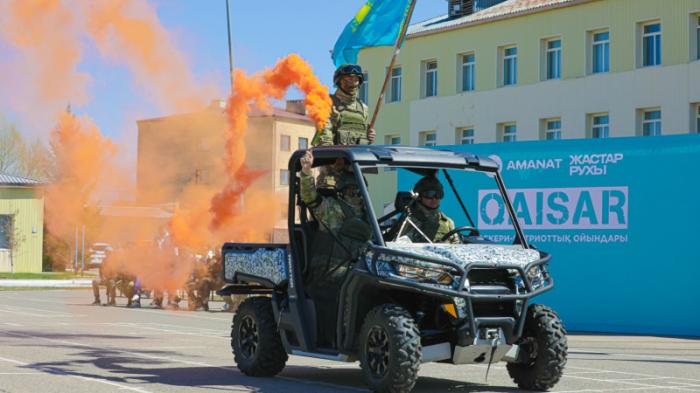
left=398, top=135, right=700, bottom=337
left=332, top=0, right=412, bottom=67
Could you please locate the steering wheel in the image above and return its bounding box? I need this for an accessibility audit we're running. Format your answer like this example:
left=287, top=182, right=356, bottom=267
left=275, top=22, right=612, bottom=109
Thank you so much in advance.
left=439, top=226, right=480, bottom=242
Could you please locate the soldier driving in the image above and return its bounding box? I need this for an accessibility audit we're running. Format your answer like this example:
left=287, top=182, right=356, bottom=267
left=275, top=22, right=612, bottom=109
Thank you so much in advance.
left=398, top=175, right=460, bottom=244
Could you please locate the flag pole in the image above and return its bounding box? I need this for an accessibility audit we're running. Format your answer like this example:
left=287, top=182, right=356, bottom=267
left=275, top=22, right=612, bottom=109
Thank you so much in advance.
left=368, top=0, right=417, bottom=135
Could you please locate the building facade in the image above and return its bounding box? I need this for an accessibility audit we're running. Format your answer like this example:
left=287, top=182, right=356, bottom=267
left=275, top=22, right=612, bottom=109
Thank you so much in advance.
left=0, top=174, right=44, bottom=273
left=358, top=0, right=700, bottom=211
left=137, top=101, right=315, bottom=238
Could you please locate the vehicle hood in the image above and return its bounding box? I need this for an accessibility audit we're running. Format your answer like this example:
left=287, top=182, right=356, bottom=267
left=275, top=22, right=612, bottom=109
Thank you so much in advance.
left=378, top=242, right=541, bottom=269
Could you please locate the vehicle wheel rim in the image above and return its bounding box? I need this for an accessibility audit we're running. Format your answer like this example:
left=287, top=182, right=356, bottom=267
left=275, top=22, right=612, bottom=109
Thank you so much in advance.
left=239, top=315, right=258, bottom=360
left=520, top=336, right=539, bottom=364
left=367, top=326, right=390, bottom=379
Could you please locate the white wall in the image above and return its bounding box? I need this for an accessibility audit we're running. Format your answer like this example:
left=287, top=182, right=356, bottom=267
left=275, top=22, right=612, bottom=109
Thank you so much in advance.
left=409, top=61, right=700, bottom=144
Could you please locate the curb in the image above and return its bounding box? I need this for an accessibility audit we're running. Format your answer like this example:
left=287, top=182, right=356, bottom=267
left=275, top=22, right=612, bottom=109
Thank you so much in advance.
left=0, top=279, right=93, bottom=288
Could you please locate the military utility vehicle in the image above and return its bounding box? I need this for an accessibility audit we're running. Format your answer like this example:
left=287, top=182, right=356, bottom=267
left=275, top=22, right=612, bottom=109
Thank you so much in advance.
left=218, top=145, right=567, bottom=393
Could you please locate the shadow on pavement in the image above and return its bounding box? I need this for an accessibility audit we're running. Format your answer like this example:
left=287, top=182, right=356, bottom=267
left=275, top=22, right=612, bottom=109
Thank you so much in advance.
left=1, top=330, right=144, bottom=341
left=280, top=365, right=523, bottom=392
left=15, top=351, right=526, bottom=393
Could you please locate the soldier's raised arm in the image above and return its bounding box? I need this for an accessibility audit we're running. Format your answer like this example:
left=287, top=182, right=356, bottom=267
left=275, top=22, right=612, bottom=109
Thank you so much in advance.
left=299, top=150, right=319, bottom=205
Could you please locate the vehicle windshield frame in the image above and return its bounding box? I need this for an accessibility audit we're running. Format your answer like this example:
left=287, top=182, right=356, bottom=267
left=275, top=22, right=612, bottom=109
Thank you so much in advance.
left=358, top=163, right=529, bottom=249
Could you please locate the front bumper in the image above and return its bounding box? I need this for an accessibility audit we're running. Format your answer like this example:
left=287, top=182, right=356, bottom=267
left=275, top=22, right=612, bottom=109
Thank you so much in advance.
left=365, top=245, right=554, bottom=344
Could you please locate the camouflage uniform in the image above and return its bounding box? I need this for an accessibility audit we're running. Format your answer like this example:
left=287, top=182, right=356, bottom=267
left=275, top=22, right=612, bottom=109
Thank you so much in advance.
left=91, top=263, right=116, bottom=306
left=300, top=170, right=371, bottom=347
left=186, top=256, right=213, bottom=311
left=314, top=88, right=370, bottom=147
left=313, top=64, right=370, bottom=191
left=401, top=202, right=460, bottom=244
left=401, top=176, right=460, bottom=244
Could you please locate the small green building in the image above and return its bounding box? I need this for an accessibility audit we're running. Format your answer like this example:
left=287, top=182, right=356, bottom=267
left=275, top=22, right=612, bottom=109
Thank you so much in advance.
left=0, top=173, right=44, bottom=273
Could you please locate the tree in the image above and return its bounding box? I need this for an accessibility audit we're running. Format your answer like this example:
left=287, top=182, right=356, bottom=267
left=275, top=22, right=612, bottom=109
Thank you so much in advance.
left=0, top=122, right=24, bottom=175
left=0, top=118, right=51, bottom=181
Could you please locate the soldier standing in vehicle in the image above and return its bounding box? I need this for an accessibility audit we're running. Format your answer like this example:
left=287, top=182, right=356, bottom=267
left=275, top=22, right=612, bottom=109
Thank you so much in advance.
left=312, top=64, right=375, bottom=147
left=312, top=64, right=376, bottom=190
left=299, top=150, right=372, bottom=346
left=399, top=175, right=460, bottom=244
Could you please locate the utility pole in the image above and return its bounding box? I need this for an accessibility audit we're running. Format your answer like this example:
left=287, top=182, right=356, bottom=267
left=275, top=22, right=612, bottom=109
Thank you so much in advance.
left=225, top=0, right=234, bottom=91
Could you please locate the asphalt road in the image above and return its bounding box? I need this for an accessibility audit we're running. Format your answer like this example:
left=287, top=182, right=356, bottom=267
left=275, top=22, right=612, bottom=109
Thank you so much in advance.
left=0, top=290, right=698, bottom=393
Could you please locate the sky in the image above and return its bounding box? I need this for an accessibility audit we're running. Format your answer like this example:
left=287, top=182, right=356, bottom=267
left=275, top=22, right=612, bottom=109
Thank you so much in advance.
left=2, top=0, right=447, bottom=145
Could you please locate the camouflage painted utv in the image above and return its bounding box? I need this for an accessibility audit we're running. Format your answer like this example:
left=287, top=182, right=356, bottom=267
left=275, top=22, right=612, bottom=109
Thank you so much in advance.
left=218, top=145, right=567, bottom=393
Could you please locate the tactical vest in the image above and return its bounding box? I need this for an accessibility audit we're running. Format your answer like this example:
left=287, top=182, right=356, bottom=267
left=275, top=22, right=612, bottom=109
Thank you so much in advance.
left=407, top=205, right=451, bottom=242
left=331, top=94, right=369, bottom=145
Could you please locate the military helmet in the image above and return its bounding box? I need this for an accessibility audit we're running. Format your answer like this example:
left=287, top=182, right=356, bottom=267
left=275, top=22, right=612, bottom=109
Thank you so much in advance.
left=334, top=64, right=364, bottom=86
left=413, top=176, right=444, bottom=199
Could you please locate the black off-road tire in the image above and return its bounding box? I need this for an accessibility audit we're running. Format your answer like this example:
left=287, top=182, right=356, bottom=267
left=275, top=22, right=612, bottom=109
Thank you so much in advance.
left=359, top=304, right=421, bottom=393
left=231, top=296, right=288, bottom=376
left=507, top=304, right=567, bottom=391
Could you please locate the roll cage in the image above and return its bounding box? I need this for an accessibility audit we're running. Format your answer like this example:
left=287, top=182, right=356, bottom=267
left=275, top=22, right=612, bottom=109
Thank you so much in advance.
left=287, top=145, right=528, bottom=249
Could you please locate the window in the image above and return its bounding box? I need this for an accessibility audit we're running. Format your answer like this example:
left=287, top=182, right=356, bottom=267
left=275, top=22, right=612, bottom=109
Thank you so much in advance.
left=544, top=119, right=561, bottom=140
left=460, top=53, right=476, bottom=92
left=424, top=61, right=438, bottom=97
left=503, top=46, right=518, bottom=86
left=280, top=134, right=290, bottom=151
left=457, top=128, right=474, bottom=144
left=385, top=135, right=401, bottom=145
left=693, top=15, right=700, bottom=61
left=0, top=215, right=12, bottom=249
left=279, top=169, right=289, bottom=186
left=359, top=72, right=369, bottom=104
left=298, top=137, right=308, bottom=150
left=591, top=114, right=610, bottom=138
left=641, top=109, right=662, bottom=136
left=697, top=16, right=700, bottom=60
left=642, top=22, right=662, bottom=67
left=545, top=39, right=562, bottom=80
left=420, top=131, right=436, bottom=146
left=500, top=123, right=517, bottom=142
left=695, top=104, right=700, bottom=133
left=387, top=67, right=402, bottom=103
left=592, top=31, right=610, bottom=73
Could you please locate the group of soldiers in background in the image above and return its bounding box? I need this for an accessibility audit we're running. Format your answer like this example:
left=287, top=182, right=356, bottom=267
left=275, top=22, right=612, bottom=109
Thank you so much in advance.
left=91, top=244, right=241, bottom=312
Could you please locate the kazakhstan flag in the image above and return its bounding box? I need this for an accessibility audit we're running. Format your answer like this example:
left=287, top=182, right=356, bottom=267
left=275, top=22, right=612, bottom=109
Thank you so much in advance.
left=332, top=0, right=413, bottom=67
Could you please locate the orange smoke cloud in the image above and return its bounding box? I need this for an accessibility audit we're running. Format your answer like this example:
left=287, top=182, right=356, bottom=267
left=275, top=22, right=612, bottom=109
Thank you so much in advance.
left=0, top=0, right=91, bottom=135
left=207, top=54, right=331, bottom=231
left=44, top=112, right=117, bottom=242
left=0, top=0, right=213, bottom=136
left=85, top=0, right=215, bottom=112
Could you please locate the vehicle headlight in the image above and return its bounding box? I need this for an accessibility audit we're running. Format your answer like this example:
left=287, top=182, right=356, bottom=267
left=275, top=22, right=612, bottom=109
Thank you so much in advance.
left=527, top=265, right=546, bottom=290
left=511, top=265, right=549, bottom=293
left=394, top=262, right=456, bottom=286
